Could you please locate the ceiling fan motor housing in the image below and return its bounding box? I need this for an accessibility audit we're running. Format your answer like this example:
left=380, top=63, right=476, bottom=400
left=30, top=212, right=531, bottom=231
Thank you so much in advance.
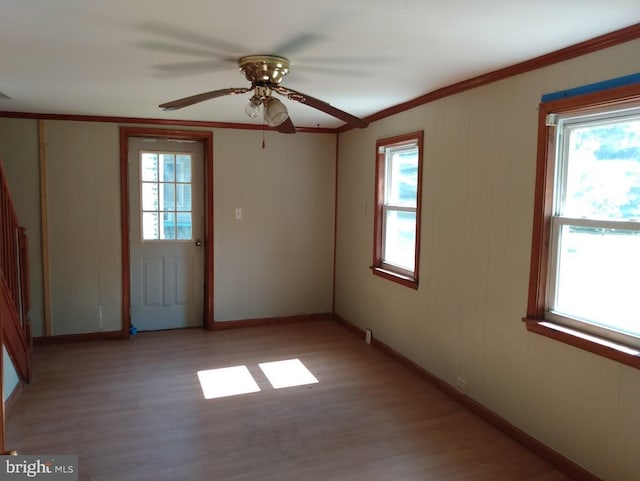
left=239, top=55, right=290, bottom=85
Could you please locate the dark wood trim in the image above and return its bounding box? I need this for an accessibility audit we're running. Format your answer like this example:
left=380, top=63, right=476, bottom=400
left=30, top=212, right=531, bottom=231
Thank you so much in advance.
left=0, top=111, right=336, bottom=134
left=119, top=127, right=215, bottom=334
left=372, top=138, right=384, bottom=275
left=33, top=330, right=124, bottom=346
left=204, top=134, right=215, bottom=329
left=537, top=81, right=640, bottom=115
left=372, top=131, right=423, bottom=289
left=525, top=83, right=640, bottom=369
left=118, top=128, right=131, bottom=339
left=211, top=313, right=333, bottom=330
left=526, top=105, right=555, bottom=319
left=370, top=266, right=419, bottom=290
left=31, top=314, right=330, bottom=341
left=337, top=22, right=640, bottom=133
left=334, top=314, right=602, bottom=481
left=524, top=319, right=640, bottom=370
left=38, top=120, right=52, bottom=336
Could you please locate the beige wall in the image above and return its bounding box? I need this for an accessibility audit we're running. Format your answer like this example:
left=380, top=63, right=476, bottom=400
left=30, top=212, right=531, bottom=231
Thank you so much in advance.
left=213, top=129, right=335, bottom=321
left=335, top=39, right=640, bottom=480
left=0, top=120, right=336, bottom=335
left=45, top=121, right=122, bottom=335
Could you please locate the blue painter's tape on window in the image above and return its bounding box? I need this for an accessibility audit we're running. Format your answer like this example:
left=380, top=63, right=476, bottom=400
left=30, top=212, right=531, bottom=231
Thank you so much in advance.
left=541, top=72, right=640, bottom=103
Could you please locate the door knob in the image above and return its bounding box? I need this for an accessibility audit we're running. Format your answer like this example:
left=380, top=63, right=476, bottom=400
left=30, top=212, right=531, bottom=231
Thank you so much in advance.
left=195, top=239, right=203, bottom=247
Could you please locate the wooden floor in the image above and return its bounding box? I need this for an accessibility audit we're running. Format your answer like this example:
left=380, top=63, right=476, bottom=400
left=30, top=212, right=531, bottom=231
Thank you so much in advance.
left=7, top=320, right=571, bottom=481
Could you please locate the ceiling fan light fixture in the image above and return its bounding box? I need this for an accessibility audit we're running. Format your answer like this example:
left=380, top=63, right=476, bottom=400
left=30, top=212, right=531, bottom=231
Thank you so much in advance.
left=244, top=95, right=262, bottom=118
left=264, top=97, right=289, bottom=127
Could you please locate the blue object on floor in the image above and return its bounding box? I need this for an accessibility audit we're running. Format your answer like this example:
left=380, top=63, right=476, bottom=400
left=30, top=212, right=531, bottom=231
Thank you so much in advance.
left=130, top=325, right=137, bottom=336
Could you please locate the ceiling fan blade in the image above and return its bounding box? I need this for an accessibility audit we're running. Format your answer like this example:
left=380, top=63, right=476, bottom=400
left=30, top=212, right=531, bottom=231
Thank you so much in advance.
left=272, top=33, right=322, bottom=58
left=140, top=22, right=248, bottom=56
left=153, top=59, right=235, bottom=74
left=276, top=117, right=296, bottom=134
left=295, top=55, right=394, bottom=65
left=275, top=86, right=368, bottom=129
left=159, top=87, right=251, bottom=111
left=293, top=65, right=365, bottom=78
left=140, top=41, right=222, bottom=58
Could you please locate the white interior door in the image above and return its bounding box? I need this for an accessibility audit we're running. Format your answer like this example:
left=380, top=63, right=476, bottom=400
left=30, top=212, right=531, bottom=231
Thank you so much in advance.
left=128, top=137, right=204, bottom=331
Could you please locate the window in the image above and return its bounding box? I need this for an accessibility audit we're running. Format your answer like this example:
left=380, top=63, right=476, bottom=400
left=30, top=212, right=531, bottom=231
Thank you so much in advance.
left=140, top=151, right=193, bottom=240
left=372, top=131, right=423, bottom=289
left=525, top=84, right=640, bottom=367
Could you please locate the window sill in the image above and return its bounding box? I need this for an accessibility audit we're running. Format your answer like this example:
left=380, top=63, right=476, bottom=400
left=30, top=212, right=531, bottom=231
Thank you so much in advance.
left=370, top=266, right=418, bottom=290
left=523, top=318, right=640, bottom=369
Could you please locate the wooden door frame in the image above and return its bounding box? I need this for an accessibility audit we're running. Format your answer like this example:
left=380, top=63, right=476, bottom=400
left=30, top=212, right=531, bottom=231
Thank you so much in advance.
left=119, top=127, right=215, bottom=336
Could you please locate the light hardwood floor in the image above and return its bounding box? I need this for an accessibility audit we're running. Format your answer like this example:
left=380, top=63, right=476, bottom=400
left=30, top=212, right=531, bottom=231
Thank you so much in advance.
left=7, top=321, right=572, bottom=481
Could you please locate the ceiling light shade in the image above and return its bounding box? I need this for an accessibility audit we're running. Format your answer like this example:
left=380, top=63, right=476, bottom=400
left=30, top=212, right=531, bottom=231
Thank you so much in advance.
left=244, top=96, right=262, bottom=118
left=263, top=97, right=288, bottom=127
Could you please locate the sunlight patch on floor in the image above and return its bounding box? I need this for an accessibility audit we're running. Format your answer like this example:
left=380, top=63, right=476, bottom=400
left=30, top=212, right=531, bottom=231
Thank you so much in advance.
left=259, top=358, right=319, bottom=389
left=197, top=365, right=261, bottom=399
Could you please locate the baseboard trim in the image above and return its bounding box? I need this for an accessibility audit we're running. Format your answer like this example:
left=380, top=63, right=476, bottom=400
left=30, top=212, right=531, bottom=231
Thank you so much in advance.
left=32, top=314, right=333, bottom=342
left=334, top=314, right=601, bottom=481
left=33, top=330, right=126, bottom=346
left=211, top=313, right=333, bottom=330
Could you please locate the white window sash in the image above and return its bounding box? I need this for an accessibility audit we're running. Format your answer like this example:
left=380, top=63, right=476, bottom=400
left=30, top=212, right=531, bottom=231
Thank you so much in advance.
left=381, top=204, right=417, bottom=274
left=547, top=197, right=640, bottom=347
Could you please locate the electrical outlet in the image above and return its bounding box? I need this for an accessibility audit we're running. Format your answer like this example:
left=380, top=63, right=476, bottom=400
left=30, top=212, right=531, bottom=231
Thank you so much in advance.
left=456, top=376, right=468, bottom=393
left=365, top=328, right=372, bottom=344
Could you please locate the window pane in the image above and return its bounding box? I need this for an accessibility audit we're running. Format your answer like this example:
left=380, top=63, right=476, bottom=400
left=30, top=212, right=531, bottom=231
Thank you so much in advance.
left=386, top=148, right=418, bottom=207
left=142, top=212, right=159, bottom=240
left=176, top=155, right=191, bottom=182
left=162, top=183, right=175, bottom=211
left=161, top=212, right=176, bottom=240
left=177, top=213, right=192, bottom=240
left=161, top=154, right=175, bottom=182
left=141, top=182, right=158, bottom=211
left=554, top=225, right=640, bottom=337
left=384, top=210, right=416, bottom=271
left=141, top=153, right=158, bottom=181
left=564, top=120, right=640, bottom=220
left=176, top=184, right=191, bottom=211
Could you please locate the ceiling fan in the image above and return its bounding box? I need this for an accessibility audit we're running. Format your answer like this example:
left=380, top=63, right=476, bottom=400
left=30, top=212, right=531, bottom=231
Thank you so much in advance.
left=159, top=55, right=369, bottom=134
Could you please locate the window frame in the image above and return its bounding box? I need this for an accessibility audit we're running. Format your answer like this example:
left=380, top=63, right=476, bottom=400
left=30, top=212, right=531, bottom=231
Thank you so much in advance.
left=524, top=83, right=640, bottom=369
left=372, top=131, right=424, bottom=289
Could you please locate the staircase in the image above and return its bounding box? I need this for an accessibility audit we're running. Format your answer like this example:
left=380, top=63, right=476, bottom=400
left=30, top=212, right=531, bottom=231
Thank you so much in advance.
left=0, top=158, right=34, bottom=454
left=0, top=159, right=33, bottom=384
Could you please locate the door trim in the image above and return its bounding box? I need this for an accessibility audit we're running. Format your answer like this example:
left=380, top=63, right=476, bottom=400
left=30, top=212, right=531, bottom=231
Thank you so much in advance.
left=119, top=127, right=215, bottom=336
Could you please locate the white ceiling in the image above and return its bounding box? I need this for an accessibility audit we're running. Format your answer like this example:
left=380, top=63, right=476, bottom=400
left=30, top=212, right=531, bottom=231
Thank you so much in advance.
left=1, top=1, right=640, bottom=129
